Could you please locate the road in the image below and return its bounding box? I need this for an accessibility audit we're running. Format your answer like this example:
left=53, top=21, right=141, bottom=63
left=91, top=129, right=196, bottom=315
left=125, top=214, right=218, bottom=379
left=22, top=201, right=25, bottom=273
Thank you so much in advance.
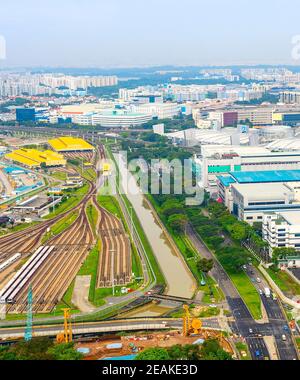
left=0, top=317, right=221, bottom=340
left=187, top=224, right=299, bottom=360
left=244, top=264, right=298, bottom=360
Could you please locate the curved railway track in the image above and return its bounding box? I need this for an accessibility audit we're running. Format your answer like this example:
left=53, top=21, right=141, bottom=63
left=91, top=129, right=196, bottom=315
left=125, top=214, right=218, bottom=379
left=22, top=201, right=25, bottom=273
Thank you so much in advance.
left=0, top=143, right=132, bottom=313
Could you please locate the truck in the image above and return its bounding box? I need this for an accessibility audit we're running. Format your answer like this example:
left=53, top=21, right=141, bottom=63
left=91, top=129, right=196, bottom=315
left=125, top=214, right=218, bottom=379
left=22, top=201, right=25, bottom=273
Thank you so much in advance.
left=264, top=287, right=271, bottom=298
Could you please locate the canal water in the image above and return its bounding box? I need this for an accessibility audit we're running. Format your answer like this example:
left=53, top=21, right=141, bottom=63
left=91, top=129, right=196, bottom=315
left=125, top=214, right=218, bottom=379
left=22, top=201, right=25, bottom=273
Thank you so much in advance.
left=115, top=153, right=195, bottom=300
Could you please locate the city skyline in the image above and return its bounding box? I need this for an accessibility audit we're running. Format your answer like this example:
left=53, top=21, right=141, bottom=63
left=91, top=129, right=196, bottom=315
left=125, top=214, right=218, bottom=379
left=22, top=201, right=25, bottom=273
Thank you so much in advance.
left=1, top=0, right=300, bottom=68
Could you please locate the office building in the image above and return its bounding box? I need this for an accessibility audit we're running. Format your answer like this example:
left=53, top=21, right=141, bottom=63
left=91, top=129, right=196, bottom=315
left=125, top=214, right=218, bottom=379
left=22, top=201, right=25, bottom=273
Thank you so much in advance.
left=263, top=211, right=300, bottom=252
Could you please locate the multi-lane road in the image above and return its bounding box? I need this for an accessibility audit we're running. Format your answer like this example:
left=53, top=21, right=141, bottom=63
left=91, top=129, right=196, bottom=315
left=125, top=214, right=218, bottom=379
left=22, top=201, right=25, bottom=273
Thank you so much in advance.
left=187, top=224, right=298, bottom=360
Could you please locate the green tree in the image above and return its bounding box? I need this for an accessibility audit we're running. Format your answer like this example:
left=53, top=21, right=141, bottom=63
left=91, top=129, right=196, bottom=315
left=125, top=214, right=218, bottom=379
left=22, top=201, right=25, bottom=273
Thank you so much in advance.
left=47, top=342, right=83, bottom=360
left=218, top=247, right=249, bottom=273
left=168, top=214, right=188, bottom=233
left=10, top=337, right=53, bottom=360
left=200, top=338, right=232, bottom=360
left=136, top=347, right=170, bottom=360
left=161, top=199, right=185, bottom=218
left=272, top=247, right=299, bottom=265
left=167, top=344, right=201, bottom=360
left=226, top=222, right=248, bottom=241
left=197, top=258, right=214, bottom=274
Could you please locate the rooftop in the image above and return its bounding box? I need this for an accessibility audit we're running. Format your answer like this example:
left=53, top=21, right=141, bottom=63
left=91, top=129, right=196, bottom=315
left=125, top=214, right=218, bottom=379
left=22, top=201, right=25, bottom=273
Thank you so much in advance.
left=231, top=182, right=291, bottom=200
left=276, top=211, right=300, bottom=226
left=5, top=149, right=66, bottom=168
left=48, top=137, right=94, bottom=152
left=229, top=170, right=300, bottom=184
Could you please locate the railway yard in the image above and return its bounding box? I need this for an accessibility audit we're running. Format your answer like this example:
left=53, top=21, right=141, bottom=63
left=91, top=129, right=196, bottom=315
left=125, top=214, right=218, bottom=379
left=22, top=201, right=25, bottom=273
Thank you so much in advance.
left=0, top=140, right=133, bottom=315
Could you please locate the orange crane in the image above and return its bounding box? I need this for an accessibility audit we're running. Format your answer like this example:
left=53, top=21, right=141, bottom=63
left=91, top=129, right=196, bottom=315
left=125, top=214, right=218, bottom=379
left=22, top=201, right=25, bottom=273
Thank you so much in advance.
left=56, top=308, right=72, bottom=343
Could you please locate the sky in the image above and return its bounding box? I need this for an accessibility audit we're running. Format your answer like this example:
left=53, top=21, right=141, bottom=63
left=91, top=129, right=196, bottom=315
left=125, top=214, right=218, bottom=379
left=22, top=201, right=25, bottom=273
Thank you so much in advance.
left=1, top=0, right=300, bottom=68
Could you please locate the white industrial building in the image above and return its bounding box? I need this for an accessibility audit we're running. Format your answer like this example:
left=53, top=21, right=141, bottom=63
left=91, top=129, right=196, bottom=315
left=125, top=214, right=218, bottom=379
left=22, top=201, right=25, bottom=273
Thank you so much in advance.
left=229, top=182, right=300, bottom=224
left=194, top=145, right=300, bottom=194
left=266, top=138, right=300, bottom=151
left=133, top=102, right=180, bottom=119
left=165, top=128, right=256, bottom=148
left=72, top=110, right=152, bottom=128
left=263, top=211, right=300, bottom=252
left=216, top=170, right=300, bottom=224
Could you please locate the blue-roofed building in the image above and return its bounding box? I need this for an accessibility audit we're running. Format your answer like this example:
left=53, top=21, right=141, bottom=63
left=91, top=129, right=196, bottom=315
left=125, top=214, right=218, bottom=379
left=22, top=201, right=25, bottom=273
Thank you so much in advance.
left=217, top=169, right=300, bottom=225
left=229, top=170, right=300, bottom=184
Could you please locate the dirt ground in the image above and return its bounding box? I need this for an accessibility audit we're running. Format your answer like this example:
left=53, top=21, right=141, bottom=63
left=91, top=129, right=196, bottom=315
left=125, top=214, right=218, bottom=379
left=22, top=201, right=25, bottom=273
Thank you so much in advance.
left=76, top=330, right=233, bottom=360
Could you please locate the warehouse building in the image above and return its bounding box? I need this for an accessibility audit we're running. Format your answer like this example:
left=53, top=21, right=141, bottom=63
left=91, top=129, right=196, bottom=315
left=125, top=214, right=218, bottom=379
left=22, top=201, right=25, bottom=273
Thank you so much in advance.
left=5, top=148, right=66, bottom=168
left=48, top=137, right=94, bottom=152
left=12, top=194, right=62, bottom=217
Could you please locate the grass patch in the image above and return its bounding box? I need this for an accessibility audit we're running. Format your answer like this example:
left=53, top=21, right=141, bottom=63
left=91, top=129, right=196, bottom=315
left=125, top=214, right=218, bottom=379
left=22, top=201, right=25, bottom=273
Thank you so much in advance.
left=98, top=195, right=122, bottom=218
left=266, top=267, right=300, bottom=296
left=235, top=342, right=251, bottom=360
left=51, top=171, right=67, bottom=181
left=201, top=275, right=224, bottom=304
left=0, top=221, right=39, bottom=236
left=44, top=183, right=89, bottom=219
left=78, top=242, right=103, bottom=306
left=41, top=211, right=78, bottom=243
left=86, top=202, right=98, bottom=236
left=229, top=271, right=262, bottom=320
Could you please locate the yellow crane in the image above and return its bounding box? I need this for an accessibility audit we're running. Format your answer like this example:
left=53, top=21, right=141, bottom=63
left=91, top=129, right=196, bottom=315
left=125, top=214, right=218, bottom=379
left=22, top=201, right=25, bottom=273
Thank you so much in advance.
left=182, top=304, right=202, bottom=336
left=56, top=308, right=72, bottom=343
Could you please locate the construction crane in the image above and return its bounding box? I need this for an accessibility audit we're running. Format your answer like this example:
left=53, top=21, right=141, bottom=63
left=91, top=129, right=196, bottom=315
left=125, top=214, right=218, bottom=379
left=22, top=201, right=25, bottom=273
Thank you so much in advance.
left=182, top=304, right=202, bottom=336
left=56, top=308, right=72, bottom=344
left=24, top=285, right=33, bottom=341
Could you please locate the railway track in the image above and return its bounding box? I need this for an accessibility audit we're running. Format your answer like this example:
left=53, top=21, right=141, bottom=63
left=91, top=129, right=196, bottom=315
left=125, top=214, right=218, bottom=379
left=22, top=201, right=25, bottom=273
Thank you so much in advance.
left=0, top=143, right=131, bottom=313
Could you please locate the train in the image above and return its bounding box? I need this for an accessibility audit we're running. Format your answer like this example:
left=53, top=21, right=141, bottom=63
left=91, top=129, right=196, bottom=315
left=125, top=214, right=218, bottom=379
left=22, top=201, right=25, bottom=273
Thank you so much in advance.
left=0, top=253, right=21, bottom=273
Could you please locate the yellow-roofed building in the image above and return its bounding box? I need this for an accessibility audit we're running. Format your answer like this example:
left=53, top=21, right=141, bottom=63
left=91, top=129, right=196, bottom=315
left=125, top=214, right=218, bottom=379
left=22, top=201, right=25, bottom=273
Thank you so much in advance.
left=5, top=149, right=66, bottom=168
left=48, top=136, right=95, bottom=152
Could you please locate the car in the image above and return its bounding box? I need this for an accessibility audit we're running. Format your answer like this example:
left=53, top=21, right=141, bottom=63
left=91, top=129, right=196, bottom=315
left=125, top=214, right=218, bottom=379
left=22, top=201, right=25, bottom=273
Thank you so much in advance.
left=282, top=334, right=287, bottom=341
left=256, top=277, right=261, bottom=283
left=251, top=278, right=256, bottom=282
left=283, top=325, right=289, bottom=331
left=243, top=265, right=247, bottom=270
left=255, top=350, right=261, bottom=357
left=249, top=328, right=253, bottom=333
left=259, top=289, right=263, bottom=295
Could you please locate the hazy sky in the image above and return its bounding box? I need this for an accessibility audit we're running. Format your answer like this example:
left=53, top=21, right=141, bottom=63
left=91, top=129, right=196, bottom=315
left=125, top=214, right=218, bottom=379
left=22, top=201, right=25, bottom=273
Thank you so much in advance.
left=1, top=0, right=300, bottom=67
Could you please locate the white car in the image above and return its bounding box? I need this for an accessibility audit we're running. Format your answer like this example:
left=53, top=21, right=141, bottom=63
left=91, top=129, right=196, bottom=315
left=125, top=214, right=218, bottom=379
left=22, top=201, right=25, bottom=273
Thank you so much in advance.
left=259, top=289, right=263, bottom=295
